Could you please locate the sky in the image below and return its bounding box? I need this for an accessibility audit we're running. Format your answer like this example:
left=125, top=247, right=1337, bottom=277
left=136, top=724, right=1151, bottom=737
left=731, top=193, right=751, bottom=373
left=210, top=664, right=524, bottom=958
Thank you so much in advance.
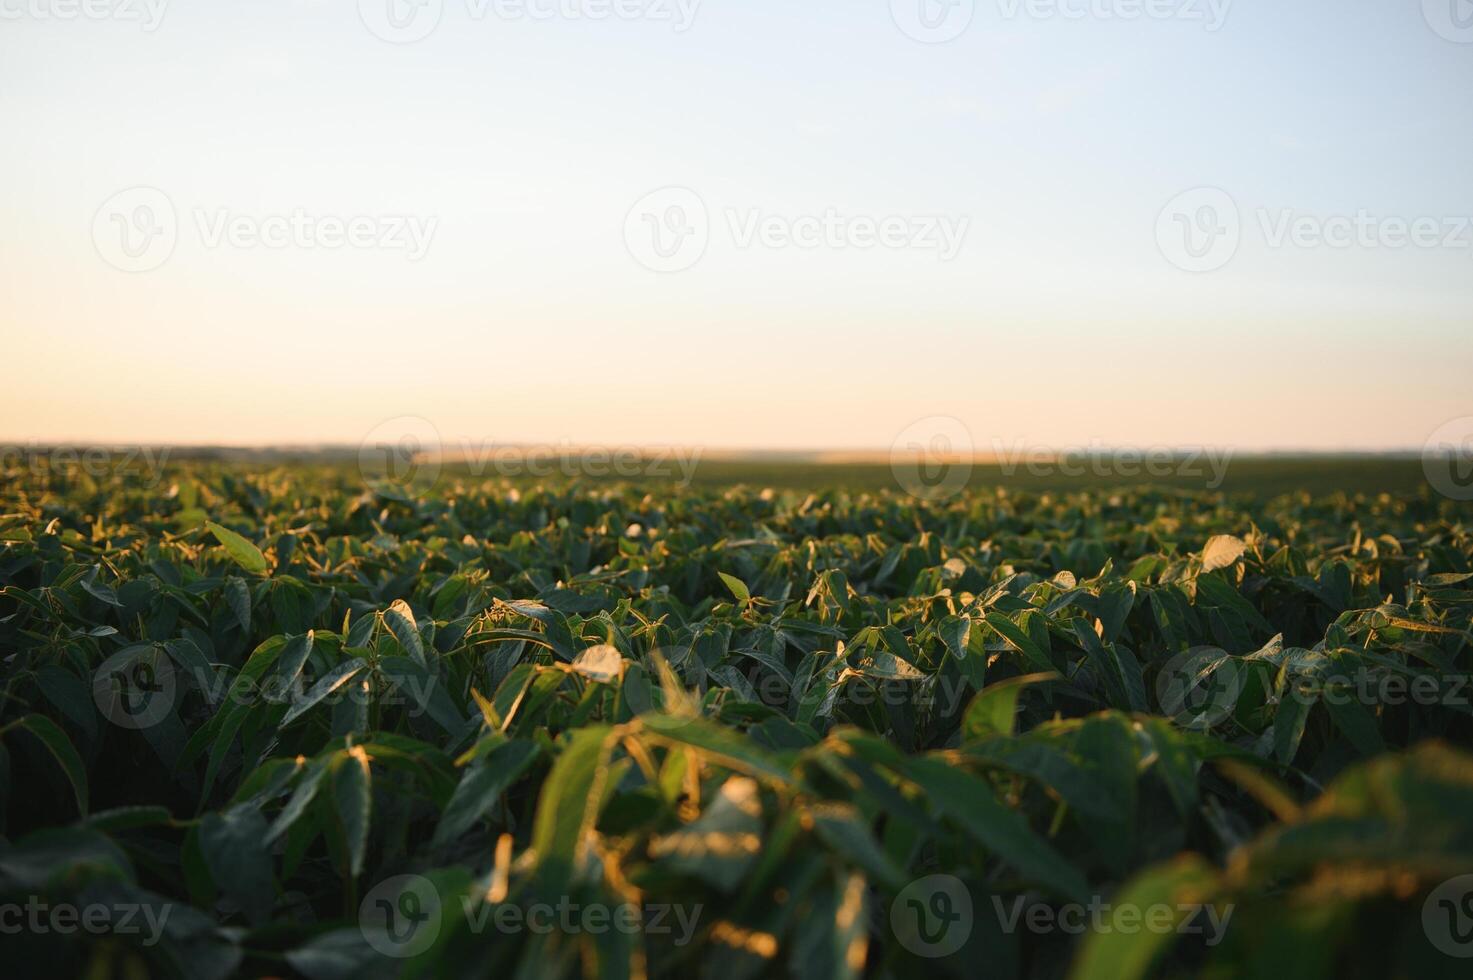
left=1, top=0, right=1470, bottom=453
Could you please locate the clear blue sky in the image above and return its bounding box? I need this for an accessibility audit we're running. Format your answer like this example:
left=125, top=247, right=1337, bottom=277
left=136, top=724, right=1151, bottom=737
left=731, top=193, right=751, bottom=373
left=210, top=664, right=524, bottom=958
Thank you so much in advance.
left=2, top=0, right=1469, bottom=450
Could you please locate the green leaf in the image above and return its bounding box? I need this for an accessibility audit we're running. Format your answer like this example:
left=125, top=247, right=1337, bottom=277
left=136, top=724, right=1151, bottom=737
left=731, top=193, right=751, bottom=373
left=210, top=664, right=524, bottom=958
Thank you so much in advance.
left=905, top=755, right=1088, bottom=903
left=329, top=747, right=372, bottom=878
left=854, top=650, right=925, bottom=682
left=205, top=521, right=269, bottom=575
left=1322, top=687, right=1386, bottom=757
left=281, top=660, right=369, bottom=728
left=225, top=576, right=252, bottom=632
left=984, top=611, right=1057, bottom=674
left=650, top=776, right=765, bottom=891
left=376, top=656, right=465, bottom=735
left=201, top=698, right=254, bottom=803
left=787, top=871, right=869, bottom=980
left=275, top=631, right=316, bottom=695
left=718, top=572, right=752, bottom=604
left=1139, top=718, right=1204, bottom=818
left=962, top=672, right=1060, bottom=741
left=1068, top=857, right=1221, bottom=980
left=198, top=804, right=276, bottom=923
left=34, top=665, right=98, bottom=741
left=383, top=600, right=426, bottom=665
left=4, top=714, right=88, bottom=815
left=640, top=714, right=792, bottom=784
left=809, top=802, right=906, bottom=890
left=938, top=615, right=971, bottom=662
left=433, top=740, right=542, bottom=846
left=1273, top=684, right=1313, bottom=766
left=267, top=759, right=329, bottom=842
left=532, top=725, right=614, bottom=889
left=82, top=805, right=175, bottom=833
left=0, top=828, right=131, bottom=888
